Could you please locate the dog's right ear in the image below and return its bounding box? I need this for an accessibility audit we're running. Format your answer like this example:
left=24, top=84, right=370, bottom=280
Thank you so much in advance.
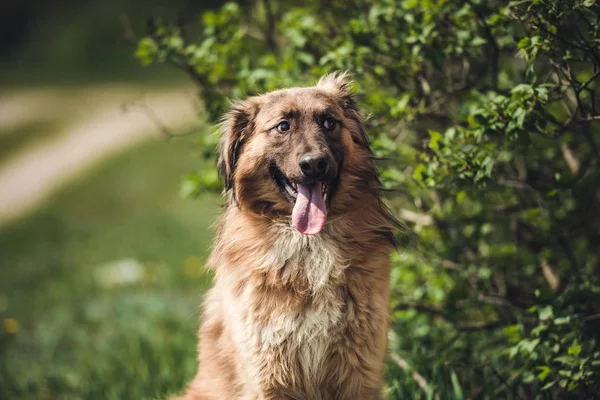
left=317, top=71, right=371, bottom=148
left=218, top=98, right=260, bottom=197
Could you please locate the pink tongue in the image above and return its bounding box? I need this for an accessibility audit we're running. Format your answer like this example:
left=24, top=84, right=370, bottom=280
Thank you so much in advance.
left=292, top=183, right=327, bottom=235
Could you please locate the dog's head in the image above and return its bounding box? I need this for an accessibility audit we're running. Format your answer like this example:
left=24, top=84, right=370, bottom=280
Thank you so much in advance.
left=218, top=72, right=380, bottom=235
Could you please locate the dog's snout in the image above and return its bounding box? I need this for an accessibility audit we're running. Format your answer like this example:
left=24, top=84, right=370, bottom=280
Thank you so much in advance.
left=299, top=154, right=329, bottom=179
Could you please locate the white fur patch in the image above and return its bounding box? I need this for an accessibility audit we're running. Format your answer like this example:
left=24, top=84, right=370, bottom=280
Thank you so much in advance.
left=224, top=223, right=350, bottom=388
left=257, top=222, right=349, bottom=291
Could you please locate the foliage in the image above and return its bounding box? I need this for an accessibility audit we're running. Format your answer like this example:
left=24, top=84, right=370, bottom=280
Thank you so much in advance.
left=137, top=0, right=600, bottom=398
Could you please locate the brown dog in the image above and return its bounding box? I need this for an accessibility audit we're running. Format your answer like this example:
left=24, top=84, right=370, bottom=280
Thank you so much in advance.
left=178, top=73, right=399, bottom=399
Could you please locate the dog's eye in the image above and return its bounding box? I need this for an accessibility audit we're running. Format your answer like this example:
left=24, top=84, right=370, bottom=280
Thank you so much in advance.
left=323, top=117, right=336, bottom=131
left=277, top=121, right=290, bottom=132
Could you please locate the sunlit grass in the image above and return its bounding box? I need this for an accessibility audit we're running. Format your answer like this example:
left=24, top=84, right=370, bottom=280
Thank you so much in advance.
left=0, top=135, right=219, bottom=399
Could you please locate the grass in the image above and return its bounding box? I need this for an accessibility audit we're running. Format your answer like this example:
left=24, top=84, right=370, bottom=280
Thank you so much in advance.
left=0, top=134, right=220, bottom=399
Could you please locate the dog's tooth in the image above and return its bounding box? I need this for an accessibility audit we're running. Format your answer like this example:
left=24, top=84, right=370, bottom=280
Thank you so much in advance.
left=285, top=183, right=296, bottom=197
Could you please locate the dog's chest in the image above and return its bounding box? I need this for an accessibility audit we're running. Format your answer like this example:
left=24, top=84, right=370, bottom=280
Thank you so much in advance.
left=258, top=286, right=344, bottom=347
left=227, top=229, right=349, bottom=383
left=261, top=287, right=344, bottom=383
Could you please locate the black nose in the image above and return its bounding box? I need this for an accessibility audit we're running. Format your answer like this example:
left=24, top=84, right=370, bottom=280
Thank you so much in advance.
left=299, top=154, right=329, bottom=179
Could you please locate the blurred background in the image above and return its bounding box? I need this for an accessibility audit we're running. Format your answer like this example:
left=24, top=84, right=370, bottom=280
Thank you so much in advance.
left=2, top=1, right=600, bottom=399
left=0, top=1, right=223, bottom=398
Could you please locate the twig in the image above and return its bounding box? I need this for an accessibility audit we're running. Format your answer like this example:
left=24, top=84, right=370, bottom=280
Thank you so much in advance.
left=466, top=0, right=500, bottom=88
left=394, top=302, right=532, bottom=331
left=540, top=259, right=560, bottom=292
left=578, top=115, right=600, bottom=121
left=140, top=97, right=178, bottom=139
left=388, top=352, right=438, bottom=399
left=577, top=70, right=600, bottom=94
left=120, top=13, right=137, bottom=44
left=531, top=15, right=587, bottom=52
left=560, top=143, right=581, bottom=174
left=457, top=321, right=508, bottom=332
left=583, top=313, right=600, bottom=322
left=498, top=177, right=535, bottom=191
left=477, top=293, right=518, bottom=309
left=438, top=259, right=464, bottom=271
left=558, top=234, right=580, bottom=276
left=449, top=361, right=525, bottom=400
left=122, top=96, right=200, bottom=140
left=262, top=0, right=279, bottom=57
left=577, top=26, right=600, bottom=66
left=395, top=303, right=449, bottom=320
left=399, top=209, right=433, bottom=226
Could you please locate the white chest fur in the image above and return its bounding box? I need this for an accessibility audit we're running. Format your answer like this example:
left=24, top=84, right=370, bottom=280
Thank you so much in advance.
left=224, top=225, right=350, bottom=386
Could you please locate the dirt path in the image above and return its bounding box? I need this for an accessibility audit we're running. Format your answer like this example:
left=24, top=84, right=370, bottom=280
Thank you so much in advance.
left=0, top=85, right=202, bottom=226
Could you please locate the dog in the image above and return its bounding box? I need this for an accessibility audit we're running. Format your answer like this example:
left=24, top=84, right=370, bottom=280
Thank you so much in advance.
left=178, top=72, right=400, bottom=399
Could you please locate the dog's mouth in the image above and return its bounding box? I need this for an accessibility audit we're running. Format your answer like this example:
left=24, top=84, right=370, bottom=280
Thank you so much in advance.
left=270, top=165, right=331, bottom=236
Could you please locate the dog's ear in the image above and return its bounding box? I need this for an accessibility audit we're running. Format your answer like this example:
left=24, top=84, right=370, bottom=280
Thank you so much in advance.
left=218, top=98, right=261, bottom=196
left=318, top=71, right=370, bottom=147
left=316, top=71, right=357, bottom=111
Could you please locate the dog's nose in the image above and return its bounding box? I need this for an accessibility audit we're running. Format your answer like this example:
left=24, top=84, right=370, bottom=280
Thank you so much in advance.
left=299, top=154, right=329, bottom=179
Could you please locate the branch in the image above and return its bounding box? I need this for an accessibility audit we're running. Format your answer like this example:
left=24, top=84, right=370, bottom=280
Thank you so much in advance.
left=394, top=303, right=449, bottom=320
left=558, top=234, right=580, bottom=276
left=393, top=303, right=531, bottom=331
left=560, top=143, right=581, bottom=174
left=531, top=15, right=587, bottom=52
left=262, top=0, right=279, bottom=57
left=120, top=13, right=137, bottom=44
left=389, top=352, right=438, bottom=400
left=456, top=320, right=508, bottom=332
left=576, top=25, right=600, bottom=66
left=540, top=259, right=560, bottom=292
left=477, top=293, right=519, bottom=309
left=466, top=0, right=499, bottom=88
left=121, top=96, right=200, bottom=140
left=399, top=209, right=433, bottom=226
left=140, top=97, right=179, bottom=139
left=583, top=314, right=600, bottom=322
left=576, top=69, right=600, bottom=94
left=498, top=177, right=536, bottom=191
left=449, top=361, right=525, bottom=400
left=578, top=115, right=600, bottom=121
left=438, top=258, right=464, bottom=271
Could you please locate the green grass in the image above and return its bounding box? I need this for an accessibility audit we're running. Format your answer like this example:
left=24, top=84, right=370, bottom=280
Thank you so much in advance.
left=0, top=135, right=220, bottom=399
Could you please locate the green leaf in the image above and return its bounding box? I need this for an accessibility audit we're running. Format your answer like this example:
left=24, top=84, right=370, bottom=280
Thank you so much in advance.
left=568, top=345, right=581, bottom=356
left=537, top=366, right=551, bottom=381
left=450, top=370, right=464, bottom=400
left=541, top=380, right=556, bottom=390
left=538, top=306, right=553, bottom=321
left=428, top=130, right=443, bottom=151
left=134, top=38, right=159, bottom=66
left=521, top=338, right=541, bottom=353
left=554, top=356, right=576, bottom=367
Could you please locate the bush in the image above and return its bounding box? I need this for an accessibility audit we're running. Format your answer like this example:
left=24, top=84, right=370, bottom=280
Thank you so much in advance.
left=137, top=0, right=600, bottom=398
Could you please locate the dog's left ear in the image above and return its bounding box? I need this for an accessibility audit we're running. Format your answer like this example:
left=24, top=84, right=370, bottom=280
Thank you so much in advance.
left=316, top=71, right=357, bottom=112
left=218, top=97, right=261, bottom=198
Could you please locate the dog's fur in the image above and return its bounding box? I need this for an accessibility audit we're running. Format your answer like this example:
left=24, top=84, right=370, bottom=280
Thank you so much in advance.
left=178, top=73, right=399, bottom=400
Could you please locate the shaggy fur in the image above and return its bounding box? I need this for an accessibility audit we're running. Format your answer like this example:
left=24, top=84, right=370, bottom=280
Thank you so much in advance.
left=177, top=73, right=400, bottom=400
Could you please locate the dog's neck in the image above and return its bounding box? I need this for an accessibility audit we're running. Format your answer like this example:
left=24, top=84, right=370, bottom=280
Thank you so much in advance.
left=207, top=197, right=396, bottom=293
